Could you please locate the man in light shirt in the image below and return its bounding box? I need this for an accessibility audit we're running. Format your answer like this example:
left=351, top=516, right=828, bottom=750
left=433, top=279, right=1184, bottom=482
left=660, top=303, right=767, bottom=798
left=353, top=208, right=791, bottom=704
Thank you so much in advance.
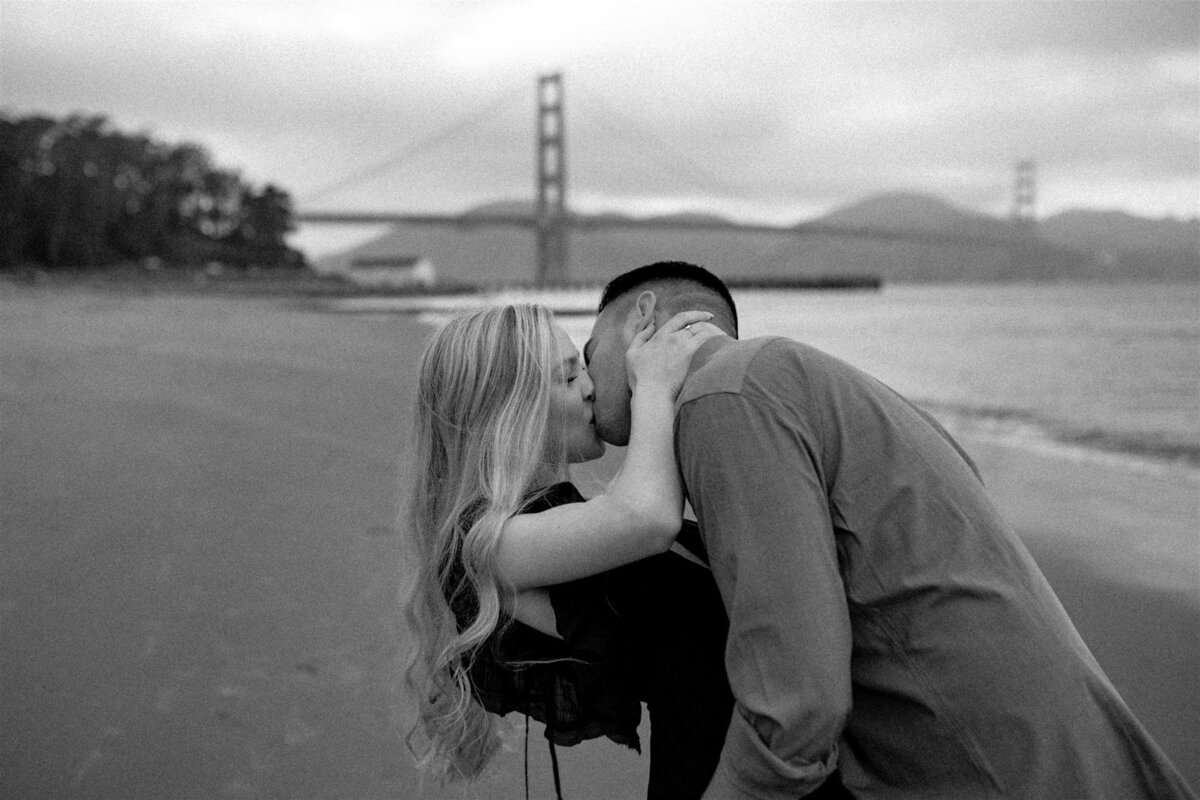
left=584, top=261, right=1196, bottom=800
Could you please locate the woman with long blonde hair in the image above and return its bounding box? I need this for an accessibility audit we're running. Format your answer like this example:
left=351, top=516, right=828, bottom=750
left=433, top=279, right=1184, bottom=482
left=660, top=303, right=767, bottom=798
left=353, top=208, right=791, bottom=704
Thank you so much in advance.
left=400, top=302, right=849, bottom=799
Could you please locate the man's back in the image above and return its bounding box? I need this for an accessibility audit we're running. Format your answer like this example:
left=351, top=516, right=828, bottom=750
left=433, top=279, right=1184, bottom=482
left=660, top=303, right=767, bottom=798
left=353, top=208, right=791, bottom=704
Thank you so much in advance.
left=675, top=335, right=1194, bottom=799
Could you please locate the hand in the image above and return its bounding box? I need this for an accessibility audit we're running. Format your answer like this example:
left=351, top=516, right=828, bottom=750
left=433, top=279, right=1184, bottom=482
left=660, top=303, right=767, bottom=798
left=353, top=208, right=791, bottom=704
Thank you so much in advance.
left=626, top=310, right=721, bottom=397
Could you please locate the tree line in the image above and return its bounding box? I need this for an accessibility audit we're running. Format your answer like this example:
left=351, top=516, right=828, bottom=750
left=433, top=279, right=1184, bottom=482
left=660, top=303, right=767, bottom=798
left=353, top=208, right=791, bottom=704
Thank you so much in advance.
left=0, top=112, right=304, bottom=271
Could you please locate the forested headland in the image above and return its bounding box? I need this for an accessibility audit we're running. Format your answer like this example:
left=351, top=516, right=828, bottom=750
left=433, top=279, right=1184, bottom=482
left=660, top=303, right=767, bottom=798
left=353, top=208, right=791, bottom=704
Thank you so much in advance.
left=0, top=113, right=303, bottom=273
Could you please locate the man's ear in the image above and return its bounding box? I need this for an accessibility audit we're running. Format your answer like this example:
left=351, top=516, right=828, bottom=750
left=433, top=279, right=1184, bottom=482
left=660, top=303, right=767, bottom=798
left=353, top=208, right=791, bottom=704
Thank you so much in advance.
left=632, top=290, right=658, bottom=329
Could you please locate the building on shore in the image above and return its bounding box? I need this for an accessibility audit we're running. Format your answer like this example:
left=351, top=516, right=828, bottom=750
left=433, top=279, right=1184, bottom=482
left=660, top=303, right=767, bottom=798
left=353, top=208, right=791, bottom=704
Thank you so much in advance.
left=346, top=255, right=436, bottom=288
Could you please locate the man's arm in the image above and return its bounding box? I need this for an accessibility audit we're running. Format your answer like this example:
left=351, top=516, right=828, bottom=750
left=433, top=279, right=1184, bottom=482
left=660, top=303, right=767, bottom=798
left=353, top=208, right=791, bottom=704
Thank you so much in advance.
left=677, top=391, right=852, bottom=800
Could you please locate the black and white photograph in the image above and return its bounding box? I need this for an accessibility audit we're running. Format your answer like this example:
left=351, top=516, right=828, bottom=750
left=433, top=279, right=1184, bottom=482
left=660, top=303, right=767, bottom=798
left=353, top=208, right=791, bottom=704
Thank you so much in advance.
left=1, top=2, right=1197, bottom=798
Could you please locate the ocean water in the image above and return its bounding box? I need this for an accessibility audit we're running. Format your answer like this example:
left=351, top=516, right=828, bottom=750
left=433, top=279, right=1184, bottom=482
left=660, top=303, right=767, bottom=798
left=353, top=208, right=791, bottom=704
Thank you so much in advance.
left=726, top=283, right=1200, bottom=477
left=337, top=282, right=1200, bottom=478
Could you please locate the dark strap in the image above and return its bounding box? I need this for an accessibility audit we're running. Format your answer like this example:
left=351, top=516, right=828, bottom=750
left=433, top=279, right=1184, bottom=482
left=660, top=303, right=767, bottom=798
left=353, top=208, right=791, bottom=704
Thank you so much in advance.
left=548, top=739, right=564, bottom=800
left=525, top=713, right=565, bottom=800
left=676, top=519, right=708, bottom=564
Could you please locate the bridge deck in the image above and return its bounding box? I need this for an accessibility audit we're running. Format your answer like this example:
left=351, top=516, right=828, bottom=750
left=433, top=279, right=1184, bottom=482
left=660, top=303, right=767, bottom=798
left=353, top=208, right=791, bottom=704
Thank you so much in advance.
left=295, top=211, right=1028, bottom=248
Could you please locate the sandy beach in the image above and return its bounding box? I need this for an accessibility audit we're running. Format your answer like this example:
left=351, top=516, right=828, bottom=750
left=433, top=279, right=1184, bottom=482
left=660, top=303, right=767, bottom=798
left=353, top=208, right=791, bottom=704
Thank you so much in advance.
left=1, top=286, right=1196, bottom=799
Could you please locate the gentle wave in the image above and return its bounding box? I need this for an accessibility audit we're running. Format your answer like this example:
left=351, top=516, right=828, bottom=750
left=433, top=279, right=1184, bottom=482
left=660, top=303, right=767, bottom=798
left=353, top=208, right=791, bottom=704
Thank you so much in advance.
left=921, top=400, right=1200, bottom=480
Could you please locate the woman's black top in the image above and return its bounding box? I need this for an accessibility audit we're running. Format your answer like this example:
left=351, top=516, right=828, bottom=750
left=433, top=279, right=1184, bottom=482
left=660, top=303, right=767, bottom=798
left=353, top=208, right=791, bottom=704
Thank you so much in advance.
left=448, top=482, right=850, bottom=800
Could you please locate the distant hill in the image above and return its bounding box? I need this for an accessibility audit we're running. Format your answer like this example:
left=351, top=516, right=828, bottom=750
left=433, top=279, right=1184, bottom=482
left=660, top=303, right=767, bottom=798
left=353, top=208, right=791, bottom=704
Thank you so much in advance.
left=786, top=193, right=1034, bottom=282
left=816, top=192, right=1015, bottom=240
left=1040, top=209, right=1199, bottom=253
left=1039, top=210, right=1199, bottom=281
left=315, top=193, right=1198, bottom=285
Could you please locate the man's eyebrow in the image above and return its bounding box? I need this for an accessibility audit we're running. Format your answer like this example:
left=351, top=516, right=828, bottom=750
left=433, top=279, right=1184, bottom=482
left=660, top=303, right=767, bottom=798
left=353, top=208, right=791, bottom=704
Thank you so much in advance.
left=582, top=339, right=594, bottom=364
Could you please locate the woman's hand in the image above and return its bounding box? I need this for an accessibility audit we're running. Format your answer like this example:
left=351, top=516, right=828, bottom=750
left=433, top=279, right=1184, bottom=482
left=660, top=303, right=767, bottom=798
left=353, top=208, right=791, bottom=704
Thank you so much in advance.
left=626, top=310, right=721, bottom=397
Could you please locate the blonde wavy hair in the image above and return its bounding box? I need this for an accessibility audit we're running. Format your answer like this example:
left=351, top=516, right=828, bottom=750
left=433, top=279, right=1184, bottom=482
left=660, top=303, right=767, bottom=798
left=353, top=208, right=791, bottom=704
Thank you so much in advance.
left=400, top=303, right=565, bottom=782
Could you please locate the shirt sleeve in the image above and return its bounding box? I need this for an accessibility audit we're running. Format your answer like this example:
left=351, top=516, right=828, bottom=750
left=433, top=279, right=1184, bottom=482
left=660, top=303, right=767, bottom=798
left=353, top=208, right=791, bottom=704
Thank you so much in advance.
left=677, top=391, right=852, bottom=800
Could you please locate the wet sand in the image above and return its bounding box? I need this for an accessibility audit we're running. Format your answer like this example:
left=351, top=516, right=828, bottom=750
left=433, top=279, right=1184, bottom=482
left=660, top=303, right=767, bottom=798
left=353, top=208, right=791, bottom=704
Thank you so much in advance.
left=1, top=288, right=1196, bottom=798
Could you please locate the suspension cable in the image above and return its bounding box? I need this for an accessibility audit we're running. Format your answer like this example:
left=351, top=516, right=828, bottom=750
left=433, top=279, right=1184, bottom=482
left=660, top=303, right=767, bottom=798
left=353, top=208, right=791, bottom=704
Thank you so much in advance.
left=572, top=77, right=756, bottom=200
left=300, top=82, right=528, bottom=204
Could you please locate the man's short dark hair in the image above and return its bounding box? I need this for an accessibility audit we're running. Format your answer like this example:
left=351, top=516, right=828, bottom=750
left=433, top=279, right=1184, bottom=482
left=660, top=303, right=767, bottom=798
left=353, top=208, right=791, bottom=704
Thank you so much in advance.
left=598, top=261, right=738, bottom=332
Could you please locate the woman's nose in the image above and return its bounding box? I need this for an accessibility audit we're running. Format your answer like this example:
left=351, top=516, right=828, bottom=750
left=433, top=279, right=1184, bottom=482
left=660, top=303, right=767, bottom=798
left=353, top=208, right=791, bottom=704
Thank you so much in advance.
left=581, top=371, right=595, bottom=401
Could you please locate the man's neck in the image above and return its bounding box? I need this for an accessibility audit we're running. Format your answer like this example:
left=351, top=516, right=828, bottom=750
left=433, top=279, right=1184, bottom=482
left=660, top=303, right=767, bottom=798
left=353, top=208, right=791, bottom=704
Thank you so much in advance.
left=686, top=333, right=735, bottom=376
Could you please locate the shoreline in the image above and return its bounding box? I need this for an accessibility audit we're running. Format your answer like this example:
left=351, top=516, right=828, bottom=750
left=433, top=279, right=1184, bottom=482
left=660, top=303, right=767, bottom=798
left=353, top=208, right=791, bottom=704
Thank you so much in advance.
left=1, top=287, right=1196, bottom=798
left=938, top=413, right=1200, bottom=488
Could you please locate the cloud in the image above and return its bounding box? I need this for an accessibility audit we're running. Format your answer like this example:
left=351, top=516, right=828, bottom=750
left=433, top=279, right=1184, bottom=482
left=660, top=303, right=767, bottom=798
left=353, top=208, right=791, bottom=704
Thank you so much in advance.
left=2, top=0, right=1196, bottom=218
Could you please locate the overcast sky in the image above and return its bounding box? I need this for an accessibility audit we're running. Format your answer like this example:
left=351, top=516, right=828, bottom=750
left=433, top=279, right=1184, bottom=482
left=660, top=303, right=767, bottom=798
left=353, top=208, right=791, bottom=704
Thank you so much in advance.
left=3, top=0, right=1198, bottom=238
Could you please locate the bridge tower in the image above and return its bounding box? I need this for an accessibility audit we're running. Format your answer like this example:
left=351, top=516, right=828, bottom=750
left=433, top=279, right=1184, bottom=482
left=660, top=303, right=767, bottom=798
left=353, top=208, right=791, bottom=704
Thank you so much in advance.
left=1010, top=158, right=1036, bottom=226
left=1008, top=158, right=1038, bottom=277
left=536, top=72, right=568, bottom=286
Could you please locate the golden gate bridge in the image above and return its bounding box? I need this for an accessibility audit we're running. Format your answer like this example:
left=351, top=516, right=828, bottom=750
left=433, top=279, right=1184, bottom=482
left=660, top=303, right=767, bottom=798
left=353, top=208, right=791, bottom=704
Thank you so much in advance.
left=295, top=73, right=1038, bottom=286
